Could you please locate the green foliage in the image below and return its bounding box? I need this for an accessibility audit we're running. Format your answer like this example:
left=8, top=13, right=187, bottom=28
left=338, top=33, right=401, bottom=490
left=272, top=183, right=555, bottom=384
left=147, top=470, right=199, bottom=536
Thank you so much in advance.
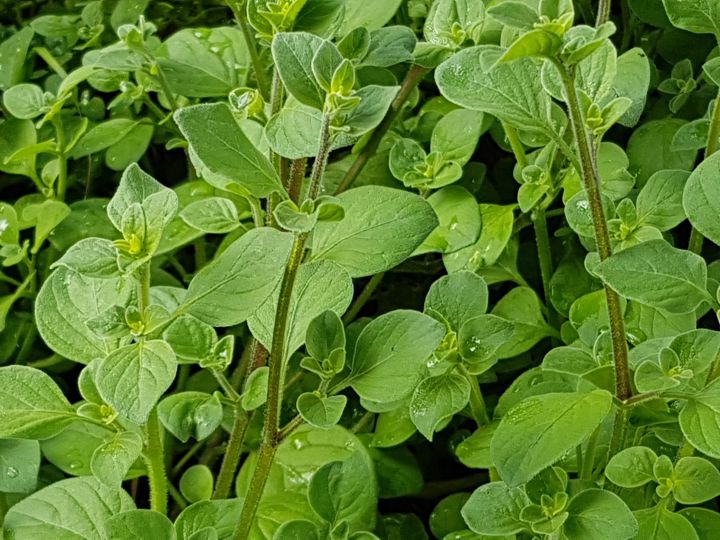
left=3, top=1, right=720, bottom=538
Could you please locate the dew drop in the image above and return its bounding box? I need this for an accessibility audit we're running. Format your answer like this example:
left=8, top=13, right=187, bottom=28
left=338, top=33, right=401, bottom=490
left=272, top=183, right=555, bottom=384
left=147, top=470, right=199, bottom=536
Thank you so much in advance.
left=6, top=466, right=18, bottom=478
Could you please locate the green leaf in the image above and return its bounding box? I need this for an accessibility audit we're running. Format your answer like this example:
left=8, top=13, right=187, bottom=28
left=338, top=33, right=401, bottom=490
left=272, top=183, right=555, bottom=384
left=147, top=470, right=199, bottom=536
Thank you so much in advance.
left=0, top=439, right=40, bottom=493
left=362, top=26, right=416, bottom=67
left=679, top=508, right=720, bottom=540
left=461, top=482, right=530, bottom=535
left=501, top=29, right=563, bottom=62
left=158, top=391, right=223, bottom=442
left=612, top=48, right=651, bottom=127
left=0, top=28, right=34, bottom=91
left=492, top=286, right=557, bottom=358
left=683, top=151, right=720, bottom=246
left=424, top=271, right=489, bottom=332
left=410, top=373, right=470, bottom=440
left=180, top=197, right=240, bottom=234
left=443, top=204, right=515, bottom=272
left=338, top=0, right=403, bottom=35
left=106, top=510, right=176, bottom=540
left=96, top=340, right=177, bottom=424
left=458, top=314, right=515, bottom=373
left=308, top=451, right=378, bottom=532
left=634, top=506, right=698, bottom=540
left=627, top=119, right=696, bottom=188
left=346, top=310, right=445, bottom=403
left=311, top=186, right=438, bottom=277
left=488, top=1, right=538, bottom=29
left=249, top=260, right=353, bottom=357
left=0, top=365, right=75, bottom=439
left=70, top=119, right=142, bottom=159
left=91, top=431, right=143, bottom=487
left=437, top=46, right=554, bottom=135
left=240, top=366, right=268, bottom=411
left=175, top=498, right=242, bottom=540
left=174, top=103, right=282, bottom=198
left=456, top=423, right=497, bottom=469
left=431, top=109, right=485, bottom=165
left=306, top=310, right=345, bottom=362
left=3, top=84, right=47, bottom=119
left=162, top=315, right=218, bottom=363
left=491, top=390, right=613, bottom=486
left=661, top=0, right=720, bottom=34
left=343, top=85, right=401, bottom=138
left=272, top=32, right=325, bottom=109
left=52, top=238, right=120, bottom=278
left=605, top=446, right=658, bottom=488
left=3, top=477, right=135, bottom=539
left=637, top=169, right=689, bottom=231
left=180, top=464, right=214, bottom=503
left=107, top=163, right=177, bottom=232
left=419, top=186, right=482, bottom=254
left=424, top=0, right=487, bottom=48
left=672, top=456, right=720, bottom=504
left=104, top=124, right=154, bottom=172
left=680, top=378, right=720, bottom=458
left=563, top=489, right=638, bottom=540
left=181, top=227, right=293, bottom=326
left=297, top=393, right=347, bottom=428
left=157, top=27, right=249, bottom=97
left=598, top=239, right=711, bottom=314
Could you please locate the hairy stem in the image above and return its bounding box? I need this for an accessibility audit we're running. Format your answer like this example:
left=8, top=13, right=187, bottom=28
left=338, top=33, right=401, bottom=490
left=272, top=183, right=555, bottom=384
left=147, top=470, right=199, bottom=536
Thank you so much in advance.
left=334, top=65, right=429, bottom=194
left=532, top=207, right=560, bottom=332
left=308, top=113, right=332, bottom=199
left=144, top=408, right=168, bottom=514
left=213, top=408, right=250, bottom=499
left=342, top=272, right=384, bottom=324
left=233, top=235, right=305, bottom=538
left=596, top=0, right=612, bottom=26
left=557, top=63, right=631, bottom=403
left=228, top=1, right=270, bottom=100
left=233, top=109, right=333, bottom=535
left=52, top=117, right=68, bottom=201
left=688, top=92, right=720, bottom=254
left=462, top=367, right=490, bottom=426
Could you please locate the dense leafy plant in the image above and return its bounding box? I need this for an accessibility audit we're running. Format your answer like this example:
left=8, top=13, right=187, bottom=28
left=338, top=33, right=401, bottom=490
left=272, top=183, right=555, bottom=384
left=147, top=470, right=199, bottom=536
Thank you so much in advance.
left=3, top=0, right=720, bottom=538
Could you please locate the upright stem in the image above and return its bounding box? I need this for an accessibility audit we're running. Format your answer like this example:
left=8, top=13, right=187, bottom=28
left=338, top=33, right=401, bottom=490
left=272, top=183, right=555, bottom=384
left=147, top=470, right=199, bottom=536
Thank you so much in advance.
left=342, top=272, right=385, bottom=324
left=688, top=92, right=720, bottom=254
left=287, top=158, right=307, bottom=204
left=266, top=69, right=284, bottom=227
left=308, top=114, right=332, bottom=199
left=461, top=367, right=490, bottom=426
left=144, top=408, right=168, bottom=514
left=335, top=65, right=429, bottom=194
left=228, top=1, right=270, bottom=100
left=557, top=63, right=631, bottom=403
left=213, top=408, right=250, bottom=499
left=532, top=207, right=560, bottom=332
left=595, top=0, right=612, bottom=26
left=233, top=235, right=306, bottom=539
left=502, top=123, right=559, bottom=332
left=52, top=117, right=68, bottom=201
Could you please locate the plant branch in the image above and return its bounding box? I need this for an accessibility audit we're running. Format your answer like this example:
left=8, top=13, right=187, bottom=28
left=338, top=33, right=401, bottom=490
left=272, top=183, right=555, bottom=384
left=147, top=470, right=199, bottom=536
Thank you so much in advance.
left=213, top=407, right=250, bottom=499
left=227, top=1, right=270, bottom=100
left=342, top=272, right=384, bottom=324
left=596, top=0, right=612, bottom=26
left=334, top=65, right=429, bottom=195
left=688, top=92, right=720, bottom=254
left=144, top=408, right=168, bottom=514
left=232, top=235, right=306, bottom=538
left=557, top=62, right=631, bottom=403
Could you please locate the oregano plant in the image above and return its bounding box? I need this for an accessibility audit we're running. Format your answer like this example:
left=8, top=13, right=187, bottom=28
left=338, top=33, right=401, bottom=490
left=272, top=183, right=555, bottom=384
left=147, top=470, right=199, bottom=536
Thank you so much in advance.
left=3, top=0, right=720, bottom=538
